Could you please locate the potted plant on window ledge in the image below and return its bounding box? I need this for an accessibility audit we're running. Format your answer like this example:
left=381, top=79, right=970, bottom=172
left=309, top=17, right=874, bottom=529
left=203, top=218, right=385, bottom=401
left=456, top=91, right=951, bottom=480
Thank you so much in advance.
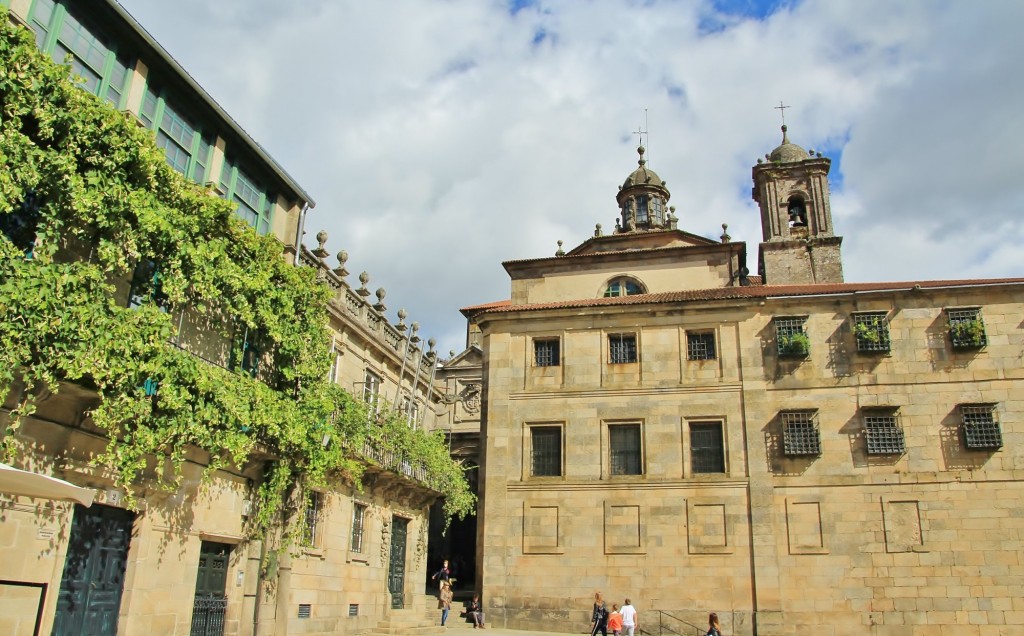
left=778, top=332, right=810, bottom=357
left=951, top=319, right=986, bottom=349
left=855, top=319, right=890, bottom=352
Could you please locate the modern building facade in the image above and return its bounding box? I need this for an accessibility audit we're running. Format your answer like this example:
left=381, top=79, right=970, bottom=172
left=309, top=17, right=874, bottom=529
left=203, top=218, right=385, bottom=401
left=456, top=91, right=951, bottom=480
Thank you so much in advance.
left=0, top=2, right=451, bottom=635
left=468, top=131, right=1024, bottom=635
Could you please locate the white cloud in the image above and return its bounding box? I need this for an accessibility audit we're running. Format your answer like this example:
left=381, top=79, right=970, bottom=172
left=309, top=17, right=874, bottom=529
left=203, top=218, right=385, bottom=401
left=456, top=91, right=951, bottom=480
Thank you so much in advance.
left=117, top=0, right=1024, bottom=356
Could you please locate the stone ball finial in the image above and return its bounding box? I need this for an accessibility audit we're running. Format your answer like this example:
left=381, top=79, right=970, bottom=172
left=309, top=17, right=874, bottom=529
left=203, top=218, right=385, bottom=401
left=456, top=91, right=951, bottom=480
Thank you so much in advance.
left=357, top=271, right=371, bottom=297
left=395, top=308, right=408, bottom=332
left=373, top=287, right=387, bottom=313
left=410, top=321, right=421, bottom=343
left=720, top=223, right=731, bottom=244
left=428, top=337, right=436, bottom=352
left=449, top=349, right=456, bottom=359
left=376, top=287, right=386, bottom=302
left=333, top=250, right=349, bottom=278
left=556, top=240, right=565, bottom=256
left=595, top=223, right=603, bottom=237
left=398, top=308, right=407, bottom=320
left=313, top=230, right=329, bottom=259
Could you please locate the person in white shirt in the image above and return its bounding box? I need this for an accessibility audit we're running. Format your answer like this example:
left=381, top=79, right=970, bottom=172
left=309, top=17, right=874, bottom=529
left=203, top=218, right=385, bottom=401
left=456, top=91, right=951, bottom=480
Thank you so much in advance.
left=620, top=598, right=638, bottom=636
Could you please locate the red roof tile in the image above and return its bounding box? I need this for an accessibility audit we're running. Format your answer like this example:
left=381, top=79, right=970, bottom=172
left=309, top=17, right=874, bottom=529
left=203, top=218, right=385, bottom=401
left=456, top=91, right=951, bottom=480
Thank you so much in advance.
left=473, top=278, right=1024, bottom=315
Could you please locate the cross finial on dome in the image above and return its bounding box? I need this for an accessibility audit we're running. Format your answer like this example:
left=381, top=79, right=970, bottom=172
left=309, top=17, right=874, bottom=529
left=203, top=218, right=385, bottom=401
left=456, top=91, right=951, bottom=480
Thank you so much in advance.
left=774, top=100, right=790, bottom=125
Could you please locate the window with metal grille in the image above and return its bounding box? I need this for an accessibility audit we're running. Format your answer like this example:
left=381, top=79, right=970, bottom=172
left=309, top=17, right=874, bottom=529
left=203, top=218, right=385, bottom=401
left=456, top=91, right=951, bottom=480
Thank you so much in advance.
left=775, top=317, right=809, bottom=357
left=960, top=404, right=1002, bottom=450
left=864, top=410, right=904, bottom=455
left=348, top=604, right=359, bottom=617
left=687, top=331, right=716, bottom=361
left=534, top=338, right=560, bottom=367
left=350, top=503, right=366, bottom=552
left=609, top=333, right=638, bottom=364
left=781, top=410, right=821, bottom=456
left=531, top=426, right=562, bottom=477
left=298, top=604, right=312, bottom=619
left=609, top=423, right=642, bottom=476
left=690, top=422, right=725, bottom=473
left=301, top=492, right=323, bottom=548
left=947, top=308, right=987, bottom=349
left=853, top=312, right=891, bottom=353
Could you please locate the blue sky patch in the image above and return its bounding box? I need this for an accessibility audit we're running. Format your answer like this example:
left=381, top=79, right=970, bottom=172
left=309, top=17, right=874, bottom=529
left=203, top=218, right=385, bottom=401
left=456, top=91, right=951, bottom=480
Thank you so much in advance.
left=712, top=0, right=794, bottom=20
left=508, top=0, right=537, bottom=16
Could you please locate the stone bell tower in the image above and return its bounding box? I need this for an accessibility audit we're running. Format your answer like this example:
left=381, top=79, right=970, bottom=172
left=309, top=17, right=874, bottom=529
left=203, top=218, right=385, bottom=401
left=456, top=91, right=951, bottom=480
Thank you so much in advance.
left=752, top=125, right=844, bottom=285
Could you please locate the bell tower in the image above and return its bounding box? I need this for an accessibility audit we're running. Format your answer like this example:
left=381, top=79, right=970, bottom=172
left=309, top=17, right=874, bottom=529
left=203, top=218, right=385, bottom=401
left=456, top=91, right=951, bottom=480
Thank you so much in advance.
left=752, top=125, right=843, bottom=285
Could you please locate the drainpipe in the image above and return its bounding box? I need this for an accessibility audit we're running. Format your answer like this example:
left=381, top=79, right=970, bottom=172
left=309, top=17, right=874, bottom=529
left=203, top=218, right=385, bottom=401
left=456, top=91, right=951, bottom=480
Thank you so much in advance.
left=292, top=203, right=309, bottom=266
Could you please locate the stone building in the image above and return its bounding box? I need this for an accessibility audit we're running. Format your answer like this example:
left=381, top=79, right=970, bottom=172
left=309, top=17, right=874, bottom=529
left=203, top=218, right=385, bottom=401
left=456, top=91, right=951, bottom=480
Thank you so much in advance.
left=0, top=2, right=449, bottom=635
left=466, top=132, right=1024, bottom=635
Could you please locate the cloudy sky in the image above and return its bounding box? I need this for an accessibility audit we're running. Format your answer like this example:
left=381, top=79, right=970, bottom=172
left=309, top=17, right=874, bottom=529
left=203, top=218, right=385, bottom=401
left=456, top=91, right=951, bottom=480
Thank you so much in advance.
left=116, top=0, right=1024, bottom=358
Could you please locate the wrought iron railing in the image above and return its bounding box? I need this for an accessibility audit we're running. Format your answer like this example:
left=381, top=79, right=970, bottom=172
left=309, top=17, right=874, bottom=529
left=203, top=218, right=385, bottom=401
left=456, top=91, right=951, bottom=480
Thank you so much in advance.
left=190, top=595, right=228, bottom=636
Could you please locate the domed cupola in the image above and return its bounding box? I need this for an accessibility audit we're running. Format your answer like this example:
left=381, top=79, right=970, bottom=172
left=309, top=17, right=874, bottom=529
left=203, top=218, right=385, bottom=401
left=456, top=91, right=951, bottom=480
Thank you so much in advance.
left=767, top=124, right=809, bottom=163
left=615, top=145, right=671, bottom=233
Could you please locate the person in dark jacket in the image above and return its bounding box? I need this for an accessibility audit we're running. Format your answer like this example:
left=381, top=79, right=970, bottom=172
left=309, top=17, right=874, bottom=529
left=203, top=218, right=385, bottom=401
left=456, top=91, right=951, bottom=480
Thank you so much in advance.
left=591, top=591, right=609, bottom=636
left=431, top=559, right=451, bottom=591
left=469, top=593, right=485, bottom=628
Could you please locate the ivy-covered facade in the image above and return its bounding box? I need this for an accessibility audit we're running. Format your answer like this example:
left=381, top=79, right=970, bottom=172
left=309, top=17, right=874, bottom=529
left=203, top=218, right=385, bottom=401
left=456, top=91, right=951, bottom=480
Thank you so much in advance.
left=0, top=3, right=472, bottom=635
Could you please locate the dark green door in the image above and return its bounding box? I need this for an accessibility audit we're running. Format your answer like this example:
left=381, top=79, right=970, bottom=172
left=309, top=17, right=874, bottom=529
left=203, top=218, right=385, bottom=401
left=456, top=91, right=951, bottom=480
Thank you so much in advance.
left=388, top=516, right=409, bottom=609
left=52, top=504, right=134, bottom=636
left=191, top=541, right=230, bottom=636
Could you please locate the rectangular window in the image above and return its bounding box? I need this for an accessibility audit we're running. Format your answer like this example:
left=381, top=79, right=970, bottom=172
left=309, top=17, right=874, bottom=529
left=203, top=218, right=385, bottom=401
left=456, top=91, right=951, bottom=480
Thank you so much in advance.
left=531, top=426, right=562, bottom=477
left=690, top=422, right=725, bottom=473
left=853, top=312, right=891, bottom=353
left=328, top=340, right=341, bottom=384
left=534, top=338, right=560, bottom=367
left=687, top=331, right=716, bottom=361
left=609, top=423, right=642, bottom=476
left=350, top=503, right=366, bottom=552
left=781, top=410, right=821, bottom=456
left=864, top=409, right=904, bottom=455
left=960, top=404, right=1002, bottom=450
left=775, top=316, right=809, bottom=357
left=127, top=259, right=166, bottom=310
left=636, top=195, right=649, bottom=224
left=301, top=491, right=323, bottom=548
left=609, top=333, right=638, bottom=364
left=947, top=307, right=987, bottom=349
left=362, top=370, right=381, bottom=411
left=231, top=325, right=272, bottom=379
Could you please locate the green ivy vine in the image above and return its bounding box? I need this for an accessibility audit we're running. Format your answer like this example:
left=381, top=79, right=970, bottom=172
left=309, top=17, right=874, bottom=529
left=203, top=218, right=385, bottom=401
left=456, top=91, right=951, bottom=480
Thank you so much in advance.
left=0, top=8, right=474, bottom=548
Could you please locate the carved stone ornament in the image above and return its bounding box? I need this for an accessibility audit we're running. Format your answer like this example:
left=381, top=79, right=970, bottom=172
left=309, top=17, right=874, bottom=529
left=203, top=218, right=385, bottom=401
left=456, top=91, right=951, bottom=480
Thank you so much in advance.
left=460, top=382, right=481, bottom=414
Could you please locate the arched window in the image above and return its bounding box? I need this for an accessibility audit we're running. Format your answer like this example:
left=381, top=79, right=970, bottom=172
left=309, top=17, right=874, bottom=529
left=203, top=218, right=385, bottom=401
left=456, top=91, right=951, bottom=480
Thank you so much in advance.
left=603, top=276, right=646, bottom=298
left=787, top=196, right=807, bottom=228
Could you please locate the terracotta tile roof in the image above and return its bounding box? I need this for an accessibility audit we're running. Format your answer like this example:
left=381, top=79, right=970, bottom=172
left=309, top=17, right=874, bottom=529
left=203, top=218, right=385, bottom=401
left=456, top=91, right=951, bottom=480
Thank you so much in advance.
left=460, top=299, right=512, bottom=313
left=502, top=241, right=740, bottom=267
left=473, top=278, right=1024, bottom=315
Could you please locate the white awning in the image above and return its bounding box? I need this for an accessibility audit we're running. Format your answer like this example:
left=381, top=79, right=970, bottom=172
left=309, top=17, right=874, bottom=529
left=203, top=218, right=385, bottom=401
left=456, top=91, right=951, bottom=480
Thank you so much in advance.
left=0, top=462, right=95, bottom=507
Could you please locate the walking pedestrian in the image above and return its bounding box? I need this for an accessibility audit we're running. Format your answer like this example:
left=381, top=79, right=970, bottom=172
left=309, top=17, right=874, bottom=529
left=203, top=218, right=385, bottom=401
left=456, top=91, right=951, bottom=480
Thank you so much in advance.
left=432, top=558, right=452, bottom=591
left=591, top=591, right=609, bottom=636
left=620, top=598, right=638, bottom=636
left=706, top=611, right=722, bottom=636
left=438, top=580, right=453, bottom=626
left=607, top=603, right=623, bottom=636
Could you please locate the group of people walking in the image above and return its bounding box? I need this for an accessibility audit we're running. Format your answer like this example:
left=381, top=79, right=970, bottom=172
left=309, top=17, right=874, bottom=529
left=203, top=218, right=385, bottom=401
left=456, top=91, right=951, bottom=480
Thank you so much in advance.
left=590, top=592, right=637, bottom=636
left=591, top=591, right=723, bottom=636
